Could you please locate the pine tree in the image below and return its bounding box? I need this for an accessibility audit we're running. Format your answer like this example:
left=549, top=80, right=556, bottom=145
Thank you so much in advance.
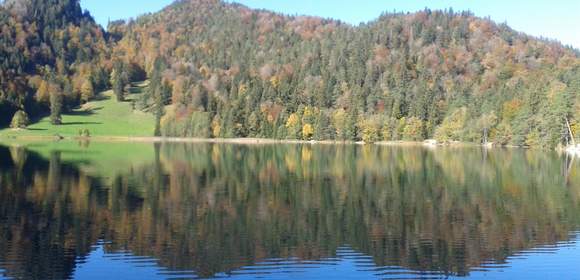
left=111, top=61, right=128, bottom=102
left=150, top=57, right=168, bottom=136
left=50, top=90, right=63, bottom=125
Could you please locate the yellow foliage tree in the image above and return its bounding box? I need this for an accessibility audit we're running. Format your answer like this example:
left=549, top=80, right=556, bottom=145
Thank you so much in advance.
left=434, top=108, right=467, bottom=142
left=332, top=109, right=347, bottom=138
left=361, top=118, right=381, bottom=143
left=502, top=99, right=522, bottom=122
left=80, top=79, right=94, bottom=103
left=286, top=113, right=300, bottom=128
left=238, top=83, right=248, bottom=95
left=302, top=106, right=314, bottom=123
left=402, top=117, right=424, bottom=141
left=36, top=80, right=50, bottom=103
left=211, top=116, right=221, bottom=138
left=270, top=76, right=280, bottom=89
left=10, top=110, right=29, bottom=129
left=286, top=113, right=301, bottom=139
left=302, top=123, right=314, bottom=140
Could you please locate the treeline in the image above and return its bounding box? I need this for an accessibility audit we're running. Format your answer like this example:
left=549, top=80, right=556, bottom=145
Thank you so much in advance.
left=2, top=0, right=580, bottom=148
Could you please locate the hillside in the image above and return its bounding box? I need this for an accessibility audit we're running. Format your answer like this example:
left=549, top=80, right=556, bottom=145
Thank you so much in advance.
left=0, top=0, right=110, bottom=125
left=0, top=82, right=154, bottom=138
left=2, top=0, right=580, bottom=147
left=107, top=0, right=580, bottom=147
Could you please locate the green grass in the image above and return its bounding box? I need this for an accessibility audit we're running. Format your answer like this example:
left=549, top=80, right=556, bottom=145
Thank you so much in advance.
left=0, top=82, right=155, bottom=138
left=0, top=82, right=158, bottom=180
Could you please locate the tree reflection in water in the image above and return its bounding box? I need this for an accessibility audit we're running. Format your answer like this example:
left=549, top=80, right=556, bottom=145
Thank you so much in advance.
left=0, top=143, right=579, bottom=279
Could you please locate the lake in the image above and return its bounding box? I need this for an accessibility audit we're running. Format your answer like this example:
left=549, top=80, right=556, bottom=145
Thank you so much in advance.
left=1, top=142, right=580, bottom=279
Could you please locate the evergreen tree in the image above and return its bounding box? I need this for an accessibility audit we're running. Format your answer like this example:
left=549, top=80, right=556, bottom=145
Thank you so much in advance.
left=49, top=90, right=63, bottom=125
left=149, top=57, right=168, bottom=136
left=111, top=60, right=128, bottom=102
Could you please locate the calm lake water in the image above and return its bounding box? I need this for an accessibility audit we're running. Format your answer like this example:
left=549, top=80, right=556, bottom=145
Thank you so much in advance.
left=1, top=142, right=580, bottom=279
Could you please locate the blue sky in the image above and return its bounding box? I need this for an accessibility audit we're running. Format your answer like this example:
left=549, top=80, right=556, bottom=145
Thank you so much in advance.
left=81, top=0, right=580, bottom=48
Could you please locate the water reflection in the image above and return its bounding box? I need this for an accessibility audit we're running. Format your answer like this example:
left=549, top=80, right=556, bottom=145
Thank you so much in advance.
left=1, top=143, right=580, bottom=279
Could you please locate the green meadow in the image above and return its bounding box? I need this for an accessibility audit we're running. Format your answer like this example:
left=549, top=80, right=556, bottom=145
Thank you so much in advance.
left=0, top=82, right=155, bottom=139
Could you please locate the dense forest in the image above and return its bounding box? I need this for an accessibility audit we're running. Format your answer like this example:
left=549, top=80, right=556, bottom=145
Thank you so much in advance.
left=0, top=0, right=110, bottom=125
left=2, top=0, right=580, bottom=147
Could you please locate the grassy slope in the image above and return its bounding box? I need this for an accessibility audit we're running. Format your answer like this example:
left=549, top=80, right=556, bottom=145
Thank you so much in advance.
left=0, top=82, right=155, bottom=138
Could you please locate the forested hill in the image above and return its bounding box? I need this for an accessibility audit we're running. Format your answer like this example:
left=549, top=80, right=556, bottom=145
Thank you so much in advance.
left=3, top=0, right=580, bottom=148
left=109, top=0, right=580, bottom=147
left=0, top=0, right=109, bottom=124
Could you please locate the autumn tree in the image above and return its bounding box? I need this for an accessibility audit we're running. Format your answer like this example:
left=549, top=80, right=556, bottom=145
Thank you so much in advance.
left=80, top=79, right=95, bottom=103
left=302, top=124, right=314, bottom=140
left=10, top=110, right=29, bottom=129
left=286, top=113, right=301, bottom=139
left=361, top=116, right=382, bottom=143
left=476, top=112, right=498, bottom=144
left=402, top=117, right=424, bottom=141
left=434, top=108, right=467, bottom=142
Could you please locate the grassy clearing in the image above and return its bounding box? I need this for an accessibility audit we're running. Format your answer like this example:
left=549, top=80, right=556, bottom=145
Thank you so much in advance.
left=0, top=82, right=155, bottom=138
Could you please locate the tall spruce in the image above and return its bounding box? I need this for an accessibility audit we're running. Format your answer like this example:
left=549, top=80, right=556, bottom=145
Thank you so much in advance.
left=111, top=60, right=128, bottom=102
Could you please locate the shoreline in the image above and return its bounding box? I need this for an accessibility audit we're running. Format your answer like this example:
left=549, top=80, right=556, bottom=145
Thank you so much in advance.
left=0, top=134, right=363, bottom=145
left=0, top=134, right=515, bottom=148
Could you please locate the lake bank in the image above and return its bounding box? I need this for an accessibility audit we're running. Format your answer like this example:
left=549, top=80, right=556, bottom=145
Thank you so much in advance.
left=0, top=134, right=364, bottom=145
left=0, top=133, right=509, bottom=149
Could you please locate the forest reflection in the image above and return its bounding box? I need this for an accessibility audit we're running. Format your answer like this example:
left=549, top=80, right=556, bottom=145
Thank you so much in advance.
left=1, top=143, right=580, bottom=279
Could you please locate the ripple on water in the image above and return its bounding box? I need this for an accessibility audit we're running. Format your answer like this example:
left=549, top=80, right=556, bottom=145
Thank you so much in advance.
left=466, top=234, right=580, bottom=279
left=219, top=236, right=580, bottom=279
left=72, top=242, right=200, bottom=280
left=2, top=235, right=580, bottom=280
